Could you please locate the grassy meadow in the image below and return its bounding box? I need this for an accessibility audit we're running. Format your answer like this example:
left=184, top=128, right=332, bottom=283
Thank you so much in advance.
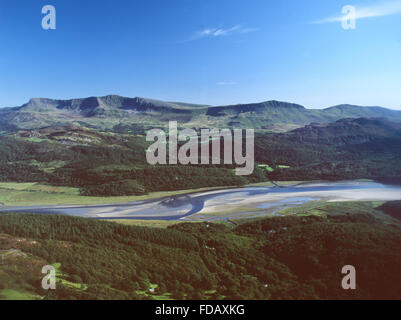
left=0, top=182, right=234, bottom=206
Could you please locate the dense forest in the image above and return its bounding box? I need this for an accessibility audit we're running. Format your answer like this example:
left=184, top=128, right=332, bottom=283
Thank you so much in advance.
left=0, top=129, right=267, bottom=196
left=1, top=205, right=401, bottom=300
left=1, top=118, right=401, bottom=197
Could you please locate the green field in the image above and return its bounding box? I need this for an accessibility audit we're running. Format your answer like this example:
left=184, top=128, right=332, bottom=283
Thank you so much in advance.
left=190, top=201, right=390, bottom=223
left=0, top=289, right=39, bottom=300
left=257, top=164, right=275, bottom=172
left=135, top=283, right=174, bottom=300
left=52, top=262, right=87, bottom=291
left=247, top=180, right=305, bottom=187
left=107, top=220, right=184, bottom=228
left=0, top=182, right=233, bottom=206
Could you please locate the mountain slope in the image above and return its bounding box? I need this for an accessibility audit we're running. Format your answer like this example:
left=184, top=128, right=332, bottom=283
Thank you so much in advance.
left=254, top=118, right=401, bottom=181
left=289, top=117, right=401, bottom=143
left=0, top=117, right=399, bottom=193
left=1, top=95, right=401, bottom=133
left=315, top=104, right=401, bottom=122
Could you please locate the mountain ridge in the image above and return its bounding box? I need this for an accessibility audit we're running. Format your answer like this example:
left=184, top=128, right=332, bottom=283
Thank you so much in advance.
left=10, top=95, right=400, bottom=111
left=1, top=95, right=401, bottom=133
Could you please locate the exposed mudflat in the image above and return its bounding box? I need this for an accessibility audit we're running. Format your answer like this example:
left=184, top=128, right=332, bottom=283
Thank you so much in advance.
left=0, top=181, right=400, bottom=221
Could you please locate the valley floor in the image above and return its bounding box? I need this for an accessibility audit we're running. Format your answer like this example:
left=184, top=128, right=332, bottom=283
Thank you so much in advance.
left=1, top=181, right=400, bottom=224
left=0, top=182, right=245, bottom=206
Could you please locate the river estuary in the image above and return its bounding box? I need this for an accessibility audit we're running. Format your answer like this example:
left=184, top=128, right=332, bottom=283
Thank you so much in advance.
left=1, top=181, right=400, bottom=221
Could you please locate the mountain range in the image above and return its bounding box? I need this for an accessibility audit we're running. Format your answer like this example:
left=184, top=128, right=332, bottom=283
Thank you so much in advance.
left=1, top=95, right=401, bottom=133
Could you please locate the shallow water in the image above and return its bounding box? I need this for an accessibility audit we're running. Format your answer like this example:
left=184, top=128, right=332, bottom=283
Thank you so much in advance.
left=1, top=181, right=400, bottom=220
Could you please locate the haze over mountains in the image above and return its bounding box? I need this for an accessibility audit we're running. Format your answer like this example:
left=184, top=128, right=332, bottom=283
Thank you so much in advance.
left=1, top=95, right=400, bottom=133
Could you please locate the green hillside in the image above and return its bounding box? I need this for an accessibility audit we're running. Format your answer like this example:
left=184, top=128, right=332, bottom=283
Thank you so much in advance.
left=0, top=118, right=400, bottom=197
left=1, top=95, right=401, bottom=133
left=1, top=204, right=400, bottom=300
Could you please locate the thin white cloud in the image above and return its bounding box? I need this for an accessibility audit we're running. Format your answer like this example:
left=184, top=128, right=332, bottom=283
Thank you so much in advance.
left=188, top=25, right=258, bottom=41
left=216, top=81, right=237, bottom=86
left=314, top=1, right=401, bottom=24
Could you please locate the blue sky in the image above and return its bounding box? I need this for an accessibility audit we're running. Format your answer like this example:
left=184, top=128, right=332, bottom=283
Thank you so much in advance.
left=0, top=0, right=400, bottom=109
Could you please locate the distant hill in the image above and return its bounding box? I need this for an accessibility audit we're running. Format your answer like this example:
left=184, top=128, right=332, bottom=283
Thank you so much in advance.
left=1, top=95, right=401, bottom=133
left=288, top=117, right=401, bottom=143
left=254, top=118, right=401, bottom=181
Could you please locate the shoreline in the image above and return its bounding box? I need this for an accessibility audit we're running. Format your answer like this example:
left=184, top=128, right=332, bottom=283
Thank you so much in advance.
left=0, top=181, right=400, bottom=221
